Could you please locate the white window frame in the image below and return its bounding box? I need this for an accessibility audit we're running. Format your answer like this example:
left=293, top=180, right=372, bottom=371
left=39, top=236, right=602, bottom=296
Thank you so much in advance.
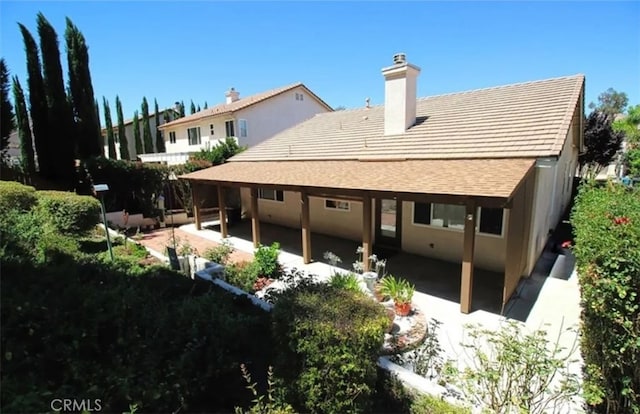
left=225, top=120, right=235, bottom=137
left=169, top=131, right=176, bottom=144
left=411, top=202, right=505, bottom=237
left=187, top=127, right=201, bottom=146
left=238, top=119, right=248, bottom=138
left=324, top=199, right=350, bottom=211
left=209, top=124, right=214, bottom=135
left=258, top=188, right=284, bottom=203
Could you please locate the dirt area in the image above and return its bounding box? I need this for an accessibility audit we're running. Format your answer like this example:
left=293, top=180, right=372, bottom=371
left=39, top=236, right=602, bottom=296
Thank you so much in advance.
left=135, top=227, right=254, bottom=264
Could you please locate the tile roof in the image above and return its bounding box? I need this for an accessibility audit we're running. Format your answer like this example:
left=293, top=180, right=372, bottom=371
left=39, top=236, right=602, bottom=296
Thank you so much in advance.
left=230, top=74, right=584, bottom=162
left=181, top=158, right=536, bottom=200
left=159, top=83, right=332, bottom=129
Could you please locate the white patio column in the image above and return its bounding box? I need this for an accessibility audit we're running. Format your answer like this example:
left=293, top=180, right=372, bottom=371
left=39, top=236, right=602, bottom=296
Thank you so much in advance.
left=217, top=185, right=228, bottom=238
left=362, top=195, right=372, bottom=272
left=250, top=187, right=261, bottom=248
left=460, top=201, right=476, bottom=314
left=301, top=190, right=311, bottom=264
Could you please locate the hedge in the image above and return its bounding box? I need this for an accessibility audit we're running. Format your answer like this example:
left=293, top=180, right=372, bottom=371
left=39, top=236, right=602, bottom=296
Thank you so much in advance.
left=271, top=282, right=389, bottom=414
left=35, top=190, right=101, bottom=236
left=0, top=180, right=37, bottom=214
left=571, top=181, right=640, bottom=412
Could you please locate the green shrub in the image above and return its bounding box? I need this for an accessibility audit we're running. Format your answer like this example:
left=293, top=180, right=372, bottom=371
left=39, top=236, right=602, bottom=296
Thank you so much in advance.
left=234, top=365, right=295, bottom=414
left=225, top=261, right=259, bottom=292
left=571, top=181, right=640, bottom=412
left=0, top=180, right=37, bottom=213
left=36, top=190, right=101, bottom=236
left=204, top=239, right=235, bottom=264
left=254, top=242, right=281, bottom=279
left=409, top=394, right=471, bottom=414
left=271, top=283, right=388, bottom=414
left=329, top=272, right=361, bottom=292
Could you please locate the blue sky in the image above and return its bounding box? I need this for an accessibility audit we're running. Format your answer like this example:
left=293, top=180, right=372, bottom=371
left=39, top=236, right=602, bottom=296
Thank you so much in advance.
left=1, top=1, right=639, bottom=121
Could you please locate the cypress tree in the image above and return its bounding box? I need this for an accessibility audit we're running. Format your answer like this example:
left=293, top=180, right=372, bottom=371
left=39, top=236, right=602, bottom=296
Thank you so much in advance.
left=12, top=76, right=35, bottom=174
left=133, top=110, right=142, bottom=156
left=103, top=97, right=116, bottom=159
left=141, top=97, right=153, bottom=153
left=95, top=99, right=104, bottom=156
left=196, top=104, right=201, bottom=112
left=179, top=101, right=185, bottom=118
left=65, top=17, right=101, bottom=158
left=154, top=98, right=165, bottom=153
left=190, top=100, right=196, bottom=114
left=115, top=96, right=130, bottom=160
left=37, top=12, right=76, bottom=187
left=203, top=101, right=208, bottom=109
left=18, top=23, right=50, bottom=176
left=0, top=59, right=15, bottom=155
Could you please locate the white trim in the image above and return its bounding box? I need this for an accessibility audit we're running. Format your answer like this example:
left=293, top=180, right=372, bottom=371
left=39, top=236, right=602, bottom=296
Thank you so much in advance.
left=187, top=126, right=201, bottom=146
left=324, top=198, right=351, bottom=211
left=238, top=119, right=248, bottom=138
left=225, top=119, right=236, bottom=138
left=258, top=188, right=284, bottom=203
left=410, top=202, right=505, bottom=238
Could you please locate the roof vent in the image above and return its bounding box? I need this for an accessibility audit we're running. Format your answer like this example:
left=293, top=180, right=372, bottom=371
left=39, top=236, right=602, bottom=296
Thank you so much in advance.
left=393, top=53, right=407, bottom=65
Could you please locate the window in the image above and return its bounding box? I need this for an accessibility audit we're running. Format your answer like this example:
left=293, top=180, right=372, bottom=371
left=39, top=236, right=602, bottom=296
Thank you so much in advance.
left=295, top=92, right=305, bottom=101
left=209, top=124, right=214, bottom=135
left=258, top=189, right=284, bottom=202
left=225, top=120, right=235, bottom=137
left=413, top=202, right=504, bottom=236
left=325, top=199, right=350, bottom=211
left=169, top=131, right=176, bottom=144
left=187, top=127, right=201, bottom=145
left=239, top=119, right=248, bottom=138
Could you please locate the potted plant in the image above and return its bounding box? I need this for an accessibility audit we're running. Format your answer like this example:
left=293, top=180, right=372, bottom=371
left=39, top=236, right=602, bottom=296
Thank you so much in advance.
left=379, top=275, right=414, bottom=317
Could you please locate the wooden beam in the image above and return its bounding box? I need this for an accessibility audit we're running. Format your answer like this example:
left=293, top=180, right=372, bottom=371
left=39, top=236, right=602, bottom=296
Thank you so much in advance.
left=192, top=183, right=202, bottom=230
left=362, top=195, right=372, bottom=272
left=250, top=188, right=260, bottom=248
left=217, top=185, right=228, bottom=238
left=460, top=201, right=477, bottom=314
left=301, top=191, right=311, bottom=264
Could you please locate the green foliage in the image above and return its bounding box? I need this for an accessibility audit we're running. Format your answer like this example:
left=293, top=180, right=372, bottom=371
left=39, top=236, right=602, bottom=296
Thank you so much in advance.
left=234, top=365, right=295, bottom=414
left=12, top=76, right=36, bottom=174
left=271, top=283, right=388, bottom=413
left=571, top=181, right=640, bottom=412
left=624, top=147, right=640, bottom=177
left=141, top=97, right=153, bottom=153
left=394, top=318, right=445, bottom=380
left=589, top=88, right=629, bottom=117
left=380, top=275, right=415, bottom=305
left=82, top=156, right=168, bottom=216
left=0, top=180, right=37, bottom=213
left=224, top=261, right=259, bottom=293
left=191, top=137, right=246, bottom=165
left=1, top=58, right=15, bottom=154
left=154, top=98, right=165, bottom=153
left=254, top=242, right=281, bottom=279
left=579, top=111, right=625, bottom=177
left=409, top=394, right=471, bottom=414
left=104, top=96, right=117, bottom=159
left=36, top=190, right=100, bottom=235
left=329, top=272, right=361, bottom=292
left=442, top=321, right=581, bottom=414
left=204, top=239, right=235, bottom=264
left=115, top=96, right=130, bottom=160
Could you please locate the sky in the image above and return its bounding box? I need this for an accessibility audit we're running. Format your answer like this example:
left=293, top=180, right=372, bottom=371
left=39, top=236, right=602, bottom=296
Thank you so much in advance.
left=1, top=1, right=639, bottom=123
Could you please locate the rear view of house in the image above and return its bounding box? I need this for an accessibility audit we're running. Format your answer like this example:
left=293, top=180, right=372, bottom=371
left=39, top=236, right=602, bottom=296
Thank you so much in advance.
left=181, top=54, right=585, bottom=313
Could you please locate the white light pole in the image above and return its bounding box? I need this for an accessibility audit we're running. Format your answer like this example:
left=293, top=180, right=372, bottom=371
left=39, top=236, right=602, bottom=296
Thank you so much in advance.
left=94, top=184, right=114, bottom=261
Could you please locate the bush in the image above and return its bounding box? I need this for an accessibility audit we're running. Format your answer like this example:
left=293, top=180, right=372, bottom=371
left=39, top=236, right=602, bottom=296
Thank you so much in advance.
left=36, top=190, right=101, bottom=236
left=409, top=394, right=471, bottom=414
left=271, top=283, right=388, bottom=413
left=329, top=272, right=361, bottom=292
left=225, top=261, right=260, bottom=293
left=204, top=239, right=235, bottom=264
left=0, top=180, right=37, bottom=213
left=254, top=242, right=281, bottom=279
left=571, top=181, right=640, bottom=412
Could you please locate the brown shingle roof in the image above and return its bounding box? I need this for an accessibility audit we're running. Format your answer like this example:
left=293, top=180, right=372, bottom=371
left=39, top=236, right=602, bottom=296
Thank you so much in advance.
left=230, top=74, right=584, bottom=162
left=181, top=158, right=536, bottom=200
left=159, top=83, right=332, bottom=129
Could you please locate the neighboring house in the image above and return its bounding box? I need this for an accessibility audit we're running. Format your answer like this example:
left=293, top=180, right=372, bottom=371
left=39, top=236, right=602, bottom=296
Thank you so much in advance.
left=102, top=107, right=180, bottom=161
left=153, top=83, right=332, bottom=165
left=181, top=54, right=585, bottom=314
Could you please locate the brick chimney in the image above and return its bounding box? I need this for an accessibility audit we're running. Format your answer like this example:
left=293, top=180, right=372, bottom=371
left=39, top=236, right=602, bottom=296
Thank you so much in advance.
left=225, top=87, right=240, bottom=104
left=381, top=53, right=421, bottom=135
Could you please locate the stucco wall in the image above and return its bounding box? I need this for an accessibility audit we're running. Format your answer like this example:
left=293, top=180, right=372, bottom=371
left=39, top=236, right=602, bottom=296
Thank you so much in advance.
left=103, top=111, right=177, bottom=160
left=400, top=202, right=507, bottom=273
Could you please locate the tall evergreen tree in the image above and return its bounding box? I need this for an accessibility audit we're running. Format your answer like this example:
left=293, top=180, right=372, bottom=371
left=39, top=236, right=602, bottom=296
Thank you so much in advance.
left=65, top=17, right=101, bottom=158
left=190, top=100, right=196, bottom=115
left=154, top=98, right=165, bottom=153
left=196, top=104, right=201, bottom=112
left=179, top=101, right=185, bottom=118
left=133, top=110, right=142, bottom=156
left=203, top=101, right=208, bottom=110
left=103, top=97, right=116, bottom=159
left=0, top=59, right=15, bottom=155
left=12, top=77, right=35, bottom=173
left=95, top=99, right=104, bottom=156
left=141, top=97, right=153, bottom=153
left=18, top=23, right=50, bottom=176
left=37, top=12, right=75, bottom=187
left=115, top=96, right=130, bottom=160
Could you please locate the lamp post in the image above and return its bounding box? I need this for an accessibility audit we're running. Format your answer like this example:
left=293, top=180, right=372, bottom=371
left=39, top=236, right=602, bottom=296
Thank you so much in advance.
left=94, top=184, right=114, bottom=261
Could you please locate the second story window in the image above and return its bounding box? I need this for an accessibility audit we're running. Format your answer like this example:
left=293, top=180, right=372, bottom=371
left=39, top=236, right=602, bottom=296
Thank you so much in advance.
left=239, top=119, right=248, bottom=138
left=169, top=131, right=176, bottom=144
left=225, top=120, right=235, bottom=137
left=210, top=124, right=214, bottom=135
left=187, top=127, right=201, bottom=145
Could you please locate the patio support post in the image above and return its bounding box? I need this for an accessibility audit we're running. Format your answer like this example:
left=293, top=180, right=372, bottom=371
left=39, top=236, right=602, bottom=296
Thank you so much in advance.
left=301, top=190, right=311, bottom=264
left=192, top=182, right=202, bottom=231
left=250, top=188, right=261, bottom=248
left=460, top=201, right=477, bottom=314
left=217, top=185, right=228, bottom=238
left=362, top=195, right=372, bottom=272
